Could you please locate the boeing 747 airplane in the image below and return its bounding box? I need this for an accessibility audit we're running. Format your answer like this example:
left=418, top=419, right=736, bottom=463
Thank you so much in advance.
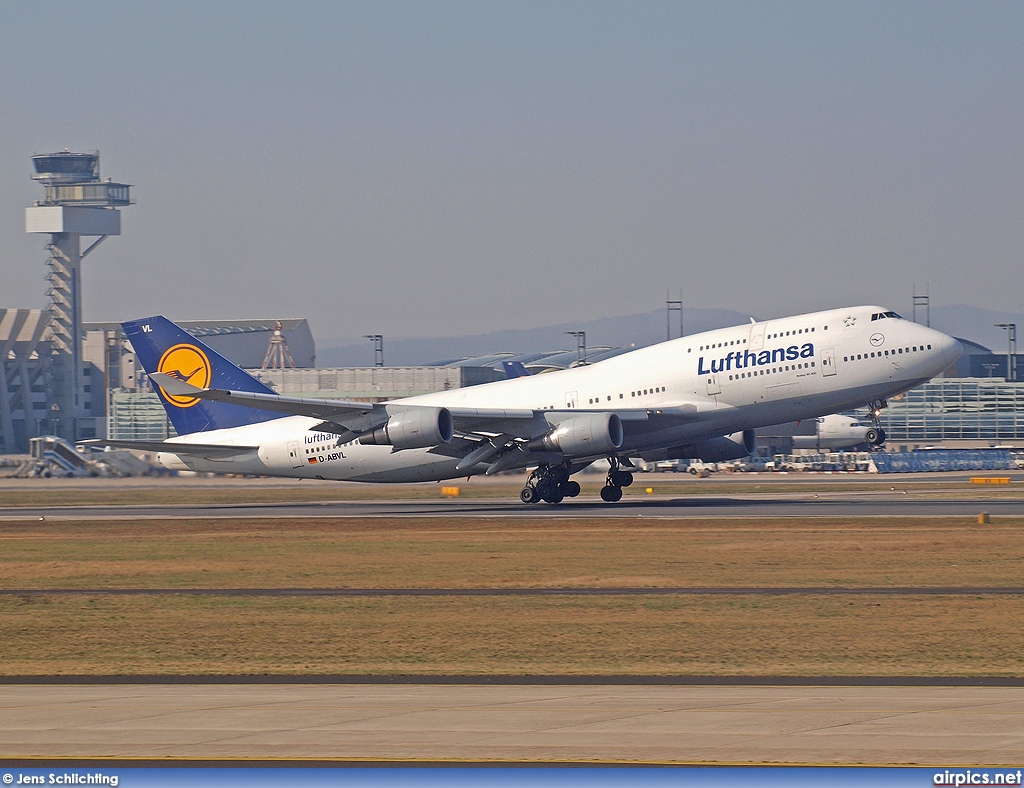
left=87, top=307, right=961, bottom=503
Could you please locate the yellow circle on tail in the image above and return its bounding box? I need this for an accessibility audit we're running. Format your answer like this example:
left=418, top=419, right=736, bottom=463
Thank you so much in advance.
left=156, top=344, right=211, bottom=407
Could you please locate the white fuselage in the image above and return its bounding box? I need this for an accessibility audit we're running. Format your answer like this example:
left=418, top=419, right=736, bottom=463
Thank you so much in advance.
left=158, top=306, right=961, bottom=482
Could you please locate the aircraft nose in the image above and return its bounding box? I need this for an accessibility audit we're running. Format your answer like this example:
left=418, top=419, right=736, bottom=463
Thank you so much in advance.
left=944, top=336, right=964, bottom=367
left=917, top=326, right=961, bottom=375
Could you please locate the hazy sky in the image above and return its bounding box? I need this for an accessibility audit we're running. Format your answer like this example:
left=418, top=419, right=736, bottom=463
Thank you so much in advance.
left=1, top=1, right=1022, bottom=343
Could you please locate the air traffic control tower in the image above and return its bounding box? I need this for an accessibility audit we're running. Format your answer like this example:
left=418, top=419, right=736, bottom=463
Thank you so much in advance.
left=25, top=151, right=132, bottom=442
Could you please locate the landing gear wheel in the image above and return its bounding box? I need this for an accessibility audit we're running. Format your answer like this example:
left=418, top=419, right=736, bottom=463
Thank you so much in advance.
left=520, top=486, right=539, bottom=504
left=600, top=485, right=623, bottom=503
left=521, top=463, right=577, bottom=504
left=864, top=427, right=886, bottom=446
left=611, top=470, right=633, bottom=488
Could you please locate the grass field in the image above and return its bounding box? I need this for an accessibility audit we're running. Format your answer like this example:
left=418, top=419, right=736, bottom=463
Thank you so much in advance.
left=2, top=515, right=1023, bottom=676
left=3, top=594, right=1021, bottom=676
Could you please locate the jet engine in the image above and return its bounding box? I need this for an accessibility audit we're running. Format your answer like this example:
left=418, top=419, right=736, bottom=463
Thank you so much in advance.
left=358, top=407, right=454, bottom=450
left=663, top=430, right=756, bottom=462
left=527, top=413, right=623, bottom=456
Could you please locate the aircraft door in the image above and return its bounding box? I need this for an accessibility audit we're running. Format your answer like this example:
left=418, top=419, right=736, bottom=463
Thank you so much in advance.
left=820, top=347, right=837, bottom=377
left=564, top=391, right=578, bottom=408
left=749, top=322, right=766, bottom=351
left=287, top=440, right=303, bottom=469
left=705, top=374, right=721, bottom=396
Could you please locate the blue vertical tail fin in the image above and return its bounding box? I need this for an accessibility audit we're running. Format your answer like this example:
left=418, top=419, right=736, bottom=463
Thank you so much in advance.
left=123, top=316, right=283, bottom=435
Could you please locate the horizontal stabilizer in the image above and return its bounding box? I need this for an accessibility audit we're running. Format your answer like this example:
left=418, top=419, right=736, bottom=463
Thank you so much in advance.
left=149, top=372, right=376, bottom=423
left=148, top=371, right=202, bottom=397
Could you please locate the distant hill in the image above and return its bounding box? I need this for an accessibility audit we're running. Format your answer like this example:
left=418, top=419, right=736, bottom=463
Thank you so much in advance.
left=317, top=303, right=1024, bottom=367
left=928, top=305, right=1024, bottom=352
left=317, top=307, right=750, bottom=367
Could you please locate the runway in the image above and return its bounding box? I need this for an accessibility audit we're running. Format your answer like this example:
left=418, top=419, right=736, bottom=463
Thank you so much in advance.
left=3, top=683, right=1024, bottom=765
left=1, top=493, right=1022, bottom=520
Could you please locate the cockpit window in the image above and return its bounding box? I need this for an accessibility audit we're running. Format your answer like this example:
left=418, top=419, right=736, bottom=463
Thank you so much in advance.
left=871, top=311, right=904, bottom=321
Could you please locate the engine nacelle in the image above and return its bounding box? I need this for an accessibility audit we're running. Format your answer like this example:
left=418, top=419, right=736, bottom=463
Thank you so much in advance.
left=664, top=430, right=756, bottom=462
left=359, top=407, right=454, bottom=450
left=527, top=413, right=623, bottom=456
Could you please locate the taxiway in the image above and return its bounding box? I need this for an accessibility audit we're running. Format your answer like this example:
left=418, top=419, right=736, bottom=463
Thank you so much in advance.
left=2, top=683, right=1024, bottom=765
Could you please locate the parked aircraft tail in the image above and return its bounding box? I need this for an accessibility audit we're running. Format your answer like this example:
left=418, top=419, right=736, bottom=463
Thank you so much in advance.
left=502, top=360, right=531, bottom=379
left=123, top=316, right=283, bottom=435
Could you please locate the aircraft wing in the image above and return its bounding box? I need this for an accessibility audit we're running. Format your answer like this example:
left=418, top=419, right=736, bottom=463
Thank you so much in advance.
left=80, top=439, right=259, bottom=458
left=148, top=371, right=701, bottom=449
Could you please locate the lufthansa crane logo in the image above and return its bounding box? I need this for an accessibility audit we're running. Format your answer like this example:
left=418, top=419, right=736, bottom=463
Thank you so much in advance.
left=156, top=344, right=211, bottom=408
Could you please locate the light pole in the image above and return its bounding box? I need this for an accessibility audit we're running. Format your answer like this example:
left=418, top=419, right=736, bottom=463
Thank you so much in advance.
left=995, top=324, right=1016, bottom=381
left=364, top=335, right=384, bottom=368
left=666, top=289, right=683, bottom=340
left=565, top=331, right=586, bottom=366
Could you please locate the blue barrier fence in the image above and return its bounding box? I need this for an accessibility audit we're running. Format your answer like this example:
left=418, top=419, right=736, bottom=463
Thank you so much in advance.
left=873, top=449, right=1014, bottom=473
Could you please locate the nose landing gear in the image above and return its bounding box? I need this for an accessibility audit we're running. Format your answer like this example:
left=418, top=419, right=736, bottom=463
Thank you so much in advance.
left=519, top=463, right=581, bottom=505
left=866, top=400, right=887, bottom=446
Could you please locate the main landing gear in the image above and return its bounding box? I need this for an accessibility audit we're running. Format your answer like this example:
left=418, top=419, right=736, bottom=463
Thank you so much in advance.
left=865, top=399, right=888, bottom=447
left=520, top=463, right=581, bottom=504
left=600, top=457, right=633, bottom=503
